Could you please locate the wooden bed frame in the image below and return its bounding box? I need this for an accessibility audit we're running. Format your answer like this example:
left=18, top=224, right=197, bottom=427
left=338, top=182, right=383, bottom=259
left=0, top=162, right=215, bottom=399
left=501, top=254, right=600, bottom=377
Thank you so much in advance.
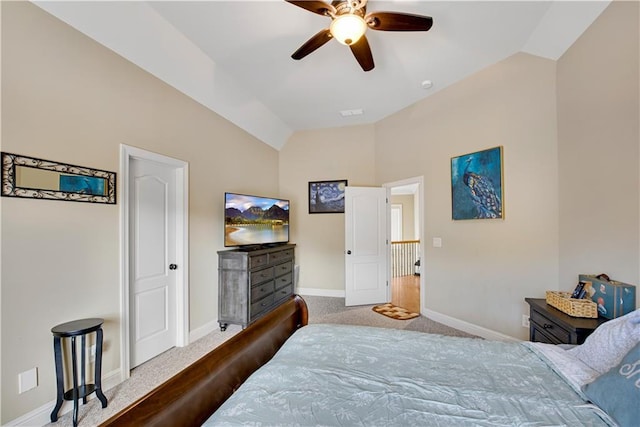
left=99, top=295, right=308, bottom=426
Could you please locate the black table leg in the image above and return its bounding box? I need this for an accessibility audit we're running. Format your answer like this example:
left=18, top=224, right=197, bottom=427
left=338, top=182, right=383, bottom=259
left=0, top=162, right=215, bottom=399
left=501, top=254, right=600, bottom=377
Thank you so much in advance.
left=50, top=337, right=64, bottom=422
left=81, top=333, right=87, bottom=405
left=71, top=335, right=79, bottom=427
left=94, top=328, right=108, bottom=408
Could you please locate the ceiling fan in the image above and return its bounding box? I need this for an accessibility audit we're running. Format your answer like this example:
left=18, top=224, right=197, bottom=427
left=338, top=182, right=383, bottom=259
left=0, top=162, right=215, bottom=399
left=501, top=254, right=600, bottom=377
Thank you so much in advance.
left=285, top=0, right=433, bottom=72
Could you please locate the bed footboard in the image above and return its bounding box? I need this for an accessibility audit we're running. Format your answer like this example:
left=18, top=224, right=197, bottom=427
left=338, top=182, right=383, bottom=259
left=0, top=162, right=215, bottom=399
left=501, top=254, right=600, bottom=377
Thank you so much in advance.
left=100, top=295, right=308, bottom=427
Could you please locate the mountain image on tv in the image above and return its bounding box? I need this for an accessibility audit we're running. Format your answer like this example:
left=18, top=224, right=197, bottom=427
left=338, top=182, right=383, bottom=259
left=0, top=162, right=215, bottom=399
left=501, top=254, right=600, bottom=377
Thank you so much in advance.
left=225, top=204, right=289, bottom=224
left=224, top=193, right=289, bottom=246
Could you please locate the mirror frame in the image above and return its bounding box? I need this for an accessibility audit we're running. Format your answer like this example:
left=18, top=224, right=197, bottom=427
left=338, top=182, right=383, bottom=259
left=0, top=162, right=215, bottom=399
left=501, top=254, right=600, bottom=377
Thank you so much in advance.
left=1, top=152, right=116, bottom=204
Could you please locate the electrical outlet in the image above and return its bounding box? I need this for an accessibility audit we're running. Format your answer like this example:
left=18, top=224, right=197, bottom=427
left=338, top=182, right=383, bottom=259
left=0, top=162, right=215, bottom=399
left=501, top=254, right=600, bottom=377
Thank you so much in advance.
left=522, top=314, right=530, bottom=328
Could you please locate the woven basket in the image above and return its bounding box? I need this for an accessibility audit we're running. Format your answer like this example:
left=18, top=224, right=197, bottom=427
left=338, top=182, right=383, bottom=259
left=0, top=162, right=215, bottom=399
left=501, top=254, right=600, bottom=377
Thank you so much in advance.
left=545, top=291, right=598, bottom=318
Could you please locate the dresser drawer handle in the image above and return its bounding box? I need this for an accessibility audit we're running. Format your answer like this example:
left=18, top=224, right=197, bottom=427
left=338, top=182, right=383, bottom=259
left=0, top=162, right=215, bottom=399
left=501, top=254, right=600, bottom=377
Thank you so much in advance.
left=543, top=323, right=554, bottom=329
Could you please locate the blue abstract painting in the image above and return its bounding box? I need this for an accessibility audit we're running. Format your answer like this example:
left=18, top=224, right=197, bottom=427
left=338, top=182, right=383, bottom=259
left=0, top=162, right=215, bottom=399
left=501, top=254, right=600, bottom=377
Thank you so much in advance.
left=451, top=146, right=503, bottom=220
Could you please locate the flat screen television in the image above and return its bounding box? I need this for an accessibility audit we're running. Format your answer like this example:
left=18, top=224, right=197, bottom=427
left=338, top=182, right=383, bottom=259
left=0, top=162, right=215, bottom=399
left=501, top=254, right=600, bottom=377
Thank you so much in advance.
left=224, top=192, right=290, bottom=248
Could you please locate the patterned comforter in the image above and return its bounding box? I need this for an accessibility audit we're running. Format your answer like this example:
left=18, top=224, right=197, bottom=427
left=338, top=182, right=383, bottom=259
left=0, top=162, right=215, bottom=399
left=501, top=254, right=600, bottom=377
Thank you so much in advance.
left=205, top=324, right=611, bottom=426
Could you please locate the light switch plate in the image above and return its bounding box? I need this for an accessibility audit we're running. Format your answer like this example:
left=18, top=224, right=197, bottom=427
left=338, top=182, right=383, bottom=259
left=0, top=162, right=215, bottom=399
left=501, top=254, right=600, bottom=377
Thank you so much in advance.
left=19, top=367, right=38, bottom=393
left=432, top=237, right=442, bottom=248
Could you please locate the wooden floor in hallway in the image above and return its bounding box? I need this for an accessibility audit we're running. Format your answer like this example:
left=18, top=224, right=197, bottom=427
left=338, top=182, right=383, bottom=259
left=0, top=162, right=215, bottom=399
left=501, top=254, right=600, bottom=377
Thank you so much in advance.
left=391, top=274, right=420, bottom=314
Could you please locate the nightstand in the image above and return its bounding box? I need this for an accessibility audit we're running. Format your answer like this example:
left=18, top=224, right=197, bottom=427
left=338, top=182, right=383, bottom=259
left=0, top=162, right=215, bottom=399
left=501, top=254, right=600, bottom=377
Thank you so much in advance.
left=525, top=298, right=607, bottom=344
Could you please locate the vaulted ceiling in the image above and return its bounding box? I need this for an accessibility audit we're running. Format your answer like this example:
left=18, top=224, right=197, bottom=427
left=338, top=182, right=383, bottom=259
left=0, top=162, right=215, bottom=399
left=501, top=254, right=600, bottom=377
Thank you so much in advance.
left=33, top=1, right=610, bottom=150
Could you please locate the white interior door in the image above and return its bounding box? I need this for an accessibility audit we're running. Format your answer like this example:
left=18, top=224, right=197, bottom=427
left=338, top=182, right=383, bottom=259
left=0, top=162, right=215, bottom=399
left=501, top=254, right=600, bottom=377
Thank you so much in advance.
left=345, top=186, right=389, bottom=306
left=130, top=158, right=177, bottom=367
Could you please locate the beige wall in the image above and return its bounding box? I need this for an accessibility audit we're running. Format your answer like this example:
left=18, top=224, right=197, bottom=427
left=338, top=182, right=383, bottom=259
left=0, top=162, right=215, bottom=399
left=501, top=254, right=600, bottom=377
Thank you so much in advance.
left=376, top=52, right=560, bottom=338
left=279, top=125, right=376, bottom=293
left=1, top=3, right=279, bottom=422
left=390, top=195, right=416, bottom=241
left=557, top=1, right=639, bottom=290
left=281, top=51, right=561, bottom=338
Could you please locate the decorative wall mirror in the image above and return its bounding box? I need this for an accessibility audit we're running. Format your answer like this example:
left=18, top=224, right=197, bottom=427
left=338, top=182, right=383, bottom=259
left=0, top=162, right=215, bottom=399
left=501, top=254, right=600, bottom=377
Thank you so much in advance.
left=1, top=152, right=116, bottom=204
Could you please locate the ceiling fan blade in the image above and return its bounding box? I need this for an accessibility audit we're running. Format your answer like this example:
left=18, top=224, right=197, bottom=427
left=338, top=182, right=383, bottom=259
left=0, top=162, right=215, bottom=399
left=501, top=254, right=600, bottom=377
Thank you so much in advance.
left=349, top=35, right=374, bottom=72
left=285, top=1, right=336, bottom=16
left=365, top=12, right=433, bottom=31
left=291, top=29, right=333, bottom=60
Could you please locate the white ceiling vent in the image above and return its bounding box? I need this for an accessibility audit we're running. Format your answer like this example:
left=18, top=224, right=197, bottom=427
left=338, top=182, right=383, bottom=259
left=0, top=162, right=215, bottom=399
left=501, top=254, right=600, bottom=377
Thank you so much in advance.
left=339, top=109, right=364, bottom=117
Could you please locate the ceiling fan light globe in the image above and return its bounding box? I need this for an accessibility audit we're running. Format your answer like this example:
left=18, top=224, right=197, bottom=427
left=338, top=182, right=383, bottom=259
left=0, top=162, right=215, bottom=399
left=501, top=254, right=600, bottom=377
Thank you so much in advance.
left=330, top=14, right=367, bottom=45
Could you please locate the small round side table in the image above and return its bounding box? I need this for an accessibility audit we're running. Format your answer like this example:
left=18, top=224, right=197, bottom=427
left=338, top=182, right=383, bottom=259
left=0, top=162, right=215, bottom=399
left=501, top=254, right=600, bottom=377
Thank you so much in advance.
left=50, top=318, right=108, bottom=426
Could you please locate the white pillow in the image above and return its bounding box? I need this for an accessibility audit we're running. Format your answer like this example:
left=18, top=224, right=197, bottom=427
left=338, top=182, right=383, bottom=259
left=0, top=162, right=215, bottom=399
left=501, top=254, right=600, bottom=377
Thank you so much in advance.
left=567, top=308, right=640, bottom=375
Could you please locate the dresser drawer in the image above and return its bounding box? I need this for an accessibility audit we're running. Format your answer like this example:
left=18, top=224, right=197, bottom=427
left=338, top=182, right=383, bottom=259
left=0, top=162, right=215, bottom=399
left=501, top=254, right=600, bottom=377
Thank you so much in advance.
left=269, top=249, right=293, bottom=263
left=250, top=294, right=274, bottom=318
left=248, top=254, right=268, bottom=269
left=274, top=284, right=293, bottom=303
left=249, top=267, right=274, bottom=286
left=251, top=281, right=274, bottom=303
left=530, top=309, right=572, bottom=344
left=275, top=272, right=293, bottom=290
left=530, top=324, right=562, bottom=344
left=274, top=261, right=293, bottom=277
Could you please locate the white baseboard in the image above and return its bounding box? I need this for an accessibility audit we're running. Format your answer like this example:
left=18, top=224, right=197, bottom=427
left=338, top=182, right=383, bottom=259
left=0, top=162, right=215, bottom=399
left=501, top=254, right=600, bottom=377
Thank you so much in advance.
left=296, top=287, right=345, bottom=298
left=423, top=308, right=520, bottom=342
left=189, top=319, right=219, bottom=343
left=6, top=369, right=121, bottom=426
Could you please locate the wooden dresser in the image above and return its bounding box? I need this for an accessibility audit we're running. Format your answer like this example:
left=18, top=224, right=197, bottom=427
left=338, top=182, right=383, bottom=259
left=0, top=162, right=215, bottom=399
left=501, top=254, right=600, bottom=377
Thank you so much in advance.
left=525, top=297, right=607, bottom=345
left=218, top=244, right=295, bottom=331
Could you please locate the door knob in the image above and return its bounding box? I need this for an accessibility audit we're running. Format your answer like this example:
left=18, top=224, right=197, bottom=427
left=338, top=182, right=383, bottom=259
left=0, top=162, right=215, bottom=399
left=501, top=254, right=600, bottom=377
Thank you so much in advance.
left=169, top=264, right=178, bottom=270
left=346, top=250, right=352, bottom=255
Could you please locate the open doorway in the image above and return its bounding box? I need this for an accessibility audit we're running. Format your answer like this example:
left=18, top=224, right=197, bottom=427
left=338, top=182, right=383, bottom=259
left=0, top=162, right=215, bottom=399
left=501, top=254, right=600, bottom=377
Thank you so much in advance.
left=384, top=177, right=423, bottom=314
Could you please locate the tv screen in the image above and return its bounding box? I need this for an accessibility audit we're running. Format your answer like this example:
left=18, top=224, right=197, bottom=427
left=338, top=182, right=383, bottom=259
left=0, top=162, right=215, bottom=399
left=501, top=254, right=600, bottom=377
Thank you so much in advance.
left=224, top=192, right=290, bottom=247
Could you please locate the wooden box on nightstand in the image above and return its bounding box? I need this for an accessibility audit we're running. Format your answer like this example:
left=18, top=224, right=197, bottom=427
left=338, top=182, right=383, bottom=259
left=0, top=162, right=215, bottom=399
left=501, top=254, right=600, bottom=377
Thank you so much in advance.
left=525, top=298, right=607, bottom=345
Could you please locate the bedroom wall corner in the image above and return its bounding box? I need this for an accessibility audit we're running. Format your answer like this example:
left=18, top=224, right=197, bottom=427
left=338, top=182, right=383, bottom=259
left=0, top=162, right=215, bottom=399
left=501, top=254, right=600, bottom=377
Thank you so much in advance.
left=374, top=52, right=559, bottom=340
left=1, top=2, right=280, bottom=423
left=557, top=0, right=640, bottom=308
left=279, top=125, right=376, bottom=296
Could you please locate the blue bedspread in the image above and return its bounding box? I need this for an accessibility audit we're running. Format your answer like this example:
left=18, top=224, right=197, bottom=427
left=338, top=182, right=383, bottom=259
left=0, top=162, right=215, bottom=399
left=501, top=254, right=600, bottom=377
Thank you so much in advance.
left=206, top=324, right=610, bottom=426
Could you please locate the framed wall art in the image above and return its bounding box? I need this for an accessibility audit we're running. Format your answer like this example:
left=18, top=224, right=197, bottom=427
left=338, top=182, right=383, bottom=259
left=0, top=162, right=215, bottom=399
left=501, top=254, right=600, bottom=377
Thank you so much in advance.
left=308, top=179, right=348, bottom=214
left=451, top=146, right=503, bottom=220
left=1, top=152, right=116, bottom=204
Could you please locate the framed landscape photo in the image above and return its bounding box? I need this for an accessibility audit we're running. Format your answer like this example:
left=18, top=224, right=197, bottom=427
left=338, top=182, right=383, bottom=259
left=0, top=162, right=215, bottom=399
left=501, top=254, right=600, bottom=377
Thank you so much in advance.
left=308, top=179, right=348, bottom=214
left=451, top=146, right=503, bottom=220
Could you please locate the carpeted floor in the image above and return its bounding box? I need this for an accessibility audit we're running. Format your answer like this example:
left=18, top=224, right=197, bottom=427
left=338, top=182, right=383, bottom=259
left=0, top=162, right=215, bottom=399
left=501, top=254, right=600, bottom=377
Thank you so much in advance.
left=45, top=296, right=475, bottom=426
left=305, top=296, right=477, bottom=337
